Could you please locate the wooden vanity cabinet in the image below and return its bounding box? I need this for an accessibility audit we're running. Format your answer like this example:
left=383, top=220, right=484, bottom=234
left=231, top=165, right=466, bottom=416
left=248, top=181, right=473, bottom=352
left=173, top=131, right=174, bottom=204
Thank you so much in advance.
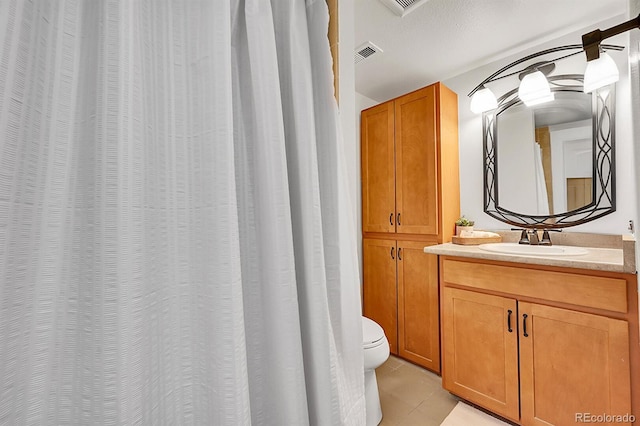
left=442, top=288, right=520, bottom=422
left=518, top=302, right=631, bottom=426
left=440, top=257, right=637, bottom=426
left=361, top=82, right=459, bottom=372
left=363, top=239, right=440, bottom=371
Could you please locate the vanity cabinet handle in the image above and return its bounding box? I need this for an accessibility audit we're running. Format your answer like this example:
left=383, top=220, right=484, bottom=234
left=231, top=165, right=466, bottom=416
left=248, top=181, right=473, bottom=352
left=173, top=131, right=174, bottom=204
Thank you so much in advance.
left=507, top=310, right=513, bottom=333
left=397, top=213, right=401, bottom=226
left=523, top=314, right=529, bottom=337
left=391, top=247, right=395, bottom=260
left=398, top=248, right=402, bottom=260
left=390, top=213, right=394, bottom=226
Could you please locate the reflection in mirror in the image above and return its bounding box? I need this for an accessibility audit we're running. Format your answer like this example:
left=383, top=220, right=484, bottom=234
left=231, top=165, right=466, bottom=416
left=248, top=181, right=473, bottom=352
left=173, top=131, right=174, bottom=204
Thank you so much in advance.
left=497, top=91, right=593, bottom=217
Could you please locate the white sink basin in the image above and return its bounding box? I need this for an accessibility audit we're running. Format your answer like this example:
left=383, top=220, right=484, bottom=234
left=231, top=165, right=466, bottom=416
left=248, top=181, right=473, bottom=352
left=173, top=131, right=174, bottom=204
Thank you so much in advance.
left=478, top=242, right=588, bottom=256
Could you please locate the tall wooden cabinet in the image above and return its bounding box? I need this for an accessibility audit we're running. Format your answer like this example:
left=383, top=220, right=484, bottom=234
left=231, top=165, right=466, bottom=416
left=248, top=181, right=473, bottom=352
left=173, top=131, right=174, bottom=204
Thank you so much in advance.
left=363, top=238, right=398, bottom=353
left=361, top=82, right=459, bottom=372
left=361, top=101, right=395, bottom=234
left=397, top=241, right=440, bottom=369
left=363, top=239, right=439, bottom=370
left=361, top=83, right=459, bottom=239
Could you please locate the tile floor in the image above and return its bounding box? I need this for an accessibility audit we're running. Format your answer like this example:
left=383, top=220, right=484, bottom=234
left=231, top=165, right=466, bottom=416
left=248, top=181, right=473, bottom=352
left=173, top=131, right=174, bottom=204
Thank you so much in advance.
left=376, top=355, right=459, bottom=426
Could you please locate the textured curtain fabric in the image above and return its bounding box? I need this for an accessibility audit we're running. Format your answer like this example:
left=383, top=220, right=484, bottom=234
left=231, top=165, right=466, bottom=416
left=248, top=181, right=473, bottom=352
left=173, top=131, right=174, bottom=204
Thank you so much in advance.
left=0, top=0, right=365, bottom=425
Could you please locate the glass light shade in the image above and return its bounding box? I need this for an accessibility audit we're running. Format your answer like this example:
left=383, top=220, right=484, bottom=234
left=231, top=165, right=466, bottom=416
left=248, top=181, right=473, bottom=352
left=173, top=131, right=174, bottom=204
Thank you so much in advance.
left=470, top=87, right=498, bottom=114
left=522, top=92, right=555, bottom=106
left=518, top=70, right=554, bottom=106
left=583, top=52, right=619, bottom=93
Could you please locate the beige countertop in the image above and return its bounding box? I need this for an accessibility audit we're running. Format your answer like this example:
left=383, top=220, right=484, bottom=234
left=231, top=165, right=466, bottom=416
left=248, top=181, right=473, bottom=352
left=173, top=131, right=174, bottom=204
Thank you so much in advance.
left=423, top=242, right=634, bottom=274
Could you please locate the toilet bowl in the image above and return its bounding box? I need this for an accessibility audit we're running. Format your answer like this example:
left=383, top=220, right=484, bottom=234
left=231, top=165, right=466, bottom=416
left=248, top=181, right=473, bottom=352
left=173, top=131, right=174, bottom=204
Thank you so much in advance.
left=362, top=316, right=390, bottom=426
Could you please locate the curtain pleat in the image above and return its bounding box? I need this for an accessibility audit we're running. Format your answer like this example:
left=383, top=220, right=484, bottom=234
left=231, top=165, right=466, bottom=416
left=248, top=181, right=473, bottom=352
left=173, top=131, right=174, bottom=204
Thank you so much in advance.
left=0, top=0, right=364, bottom=425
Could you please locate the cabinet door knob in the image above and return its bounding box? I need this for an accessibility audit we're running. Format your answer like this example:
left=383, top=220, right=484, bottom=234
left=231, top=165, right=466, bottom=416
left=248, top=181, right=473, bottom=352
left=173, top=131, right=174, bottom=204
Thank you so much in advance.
left=397, top=212, right=401, bottom=226
left=523, top=313, right=529, bottom=337
left=507, top=310, right=513, bottom=333
left=390, top=213, right=394, bottom=226
left=390, top=247, right=395, bottom=259
left=398, top=247, right=402, bottom=260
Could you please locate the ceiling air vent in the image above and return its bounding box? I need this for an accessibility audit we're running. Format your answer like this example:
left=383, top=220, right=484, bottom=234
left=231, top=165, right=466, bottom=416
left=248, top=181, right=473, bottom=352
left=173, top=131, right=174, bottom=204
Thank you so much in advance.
left=355, top=42, right=382, bottom=64
left=378, top=0, right=430, bottom=17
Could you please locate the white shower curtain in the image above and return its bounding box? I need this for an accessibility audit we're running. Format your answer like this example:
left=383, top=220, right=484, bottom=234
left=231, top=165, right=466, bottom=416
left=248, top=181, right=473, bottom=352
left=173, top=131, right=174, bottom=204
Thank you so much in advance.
left=0, top=1, right=365, bottom=425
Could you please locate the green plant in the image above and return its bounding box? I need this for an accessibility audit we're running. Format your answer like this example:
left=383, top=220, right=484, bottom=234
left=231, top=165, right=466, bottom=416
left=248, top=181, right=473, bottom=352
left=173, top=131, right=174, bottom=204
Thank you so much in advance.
left=455, top=216, right=474, bottom=226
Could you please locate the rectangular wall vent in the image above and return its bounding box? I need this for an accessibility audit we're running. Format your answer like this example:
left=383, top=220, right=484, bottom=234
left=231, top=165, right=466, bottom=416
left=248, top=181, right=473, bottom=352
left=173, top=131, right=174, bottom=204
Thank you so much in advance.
left=355, top=42, right=383, bottom=64
left=378, top=0, right=430, bottom=17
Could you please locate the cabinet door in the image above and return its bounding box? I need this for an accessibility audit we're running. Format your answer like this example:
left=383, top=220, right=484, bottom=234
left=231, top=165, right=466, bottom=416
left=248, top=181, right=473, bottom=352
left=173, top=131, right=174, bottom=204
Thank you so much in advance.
left=395, top=86, right=438, bottom=235
left=442, top=288, right=520, bottom=422
left=397, top=241, right=439, bottom=372
left=519, top=302, right=632, bottom=426
left=361, top=102, right=395, bottom=233
left=363, top=238, right=398, bottom=354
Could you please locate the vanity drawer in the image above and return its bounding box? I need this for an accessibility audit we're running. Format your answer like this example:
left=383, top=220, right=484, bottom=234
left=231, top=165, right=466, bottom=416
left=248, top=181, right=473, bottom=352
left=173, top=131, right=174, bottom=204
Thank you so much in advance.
left=442, top=258, right=628, bottom=313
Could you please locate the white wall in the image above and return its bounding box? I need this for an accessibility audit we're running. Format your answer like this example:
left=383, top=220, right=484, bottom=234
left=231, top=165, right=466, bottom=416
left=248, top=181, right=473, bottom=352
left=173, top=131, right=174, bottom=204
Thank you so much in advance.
left=444, top=15, right=637, bottom=236
left=630, top=0, right=640, bottom=272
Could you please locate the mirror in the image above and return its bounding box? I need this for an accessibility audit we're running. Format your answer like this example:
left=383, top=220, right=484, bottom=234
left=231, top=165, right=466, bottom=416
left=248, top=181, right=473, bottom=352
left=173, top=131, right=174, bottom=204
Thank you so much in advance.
left=497, top=90, right=592, bottom=215
left=483, top=74, right=616, bottom=228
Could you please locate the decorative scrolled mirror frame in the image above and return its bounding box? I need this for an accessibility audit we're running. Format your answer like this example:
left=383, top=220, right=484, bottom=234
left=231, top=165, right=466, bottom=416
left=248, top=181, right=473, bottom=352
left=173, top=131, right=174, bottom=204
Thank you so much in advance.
left=476, top=45, right=621, bottom=229
left=483, top=77, right=615, bottom=228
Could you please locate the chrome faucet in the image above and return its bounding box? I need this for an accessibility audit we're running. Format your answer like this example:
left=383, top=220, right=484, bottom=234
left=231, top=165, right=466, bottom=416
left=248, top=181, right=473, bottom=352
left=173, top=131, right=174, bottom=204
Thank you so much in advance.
left=528, top=229, right=540, bottom=245
left=539, top=230, right=553, bottom=246
left=513, top=228, right=560, bottom=246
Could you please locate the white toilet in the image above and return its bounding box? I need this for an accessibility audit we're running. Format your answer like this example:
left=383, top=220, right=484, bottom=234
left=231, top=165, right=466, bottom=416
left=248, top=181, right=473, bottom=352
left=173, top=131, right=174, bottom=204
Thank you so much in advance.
left=362, top=316, right=390, bottom=426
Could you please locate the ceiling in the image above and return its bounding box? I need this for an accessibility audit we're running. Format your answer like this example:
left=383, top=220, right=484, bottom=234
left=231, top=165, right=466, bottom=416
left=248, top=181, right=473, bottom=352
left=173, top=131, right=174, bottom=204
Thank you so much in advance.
left=354, top=0, right=627, bottom=102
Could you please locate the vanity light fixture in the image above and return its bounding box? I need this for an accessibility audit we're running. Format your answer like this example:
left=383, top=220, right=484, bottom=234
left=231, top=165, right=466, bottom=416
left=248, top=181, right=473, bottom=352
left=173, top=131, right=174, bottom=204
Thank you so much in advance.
left=469, top=85, right=498, bottom=113
left=467, top=44, right=624, bottom=114
left=581, top=13, right=640, bottom=93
